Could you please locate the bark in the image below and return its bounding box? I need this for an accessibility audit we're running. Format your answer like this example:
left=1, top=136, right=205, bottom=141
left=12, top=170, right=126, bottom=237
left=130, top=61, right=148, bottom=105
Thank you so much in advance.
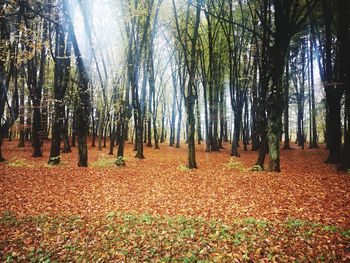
left=18, top=70, right=25, bottom=147
left=147, top=86, right=152, bottom=147
left=266, top=42, right=289, bottom=171
left=25, top=96, right=31, bottom=141
left=91, top=108, right=97, bottom=147
left=169, top=69, right=177, bottom=146
left=196, top=96, right=202, bottom=145
left=176, top=94, right=183, bottom=148
left=62, top=108, right=71, bottom=153
left=71, top=112, right=76, bottom=147
left=48, top=22, right=69, bottom=165
left=338, top=0, right=350, bottom=170
left=256, top=1, right=270, bottom=169
left=29, top=20, right=48, bottom=157
left=251, top=59, right=259, bottom=151
left=283, top=57, right=291, bottom=150
left=219, top=81, right=225, bottom=149
left=0, top=2, right=19, bottom=160
left=199, top=49, right=210, bottom=152
left=160, top=102, right=165, bottom=143
left=309, top=32, right=318, bottom=148
left=323, top=0, right=343, bottom=164
left=265, top=0, right=301, bottom=172
left=186, top=96, right=197, bottom=168
left=98, top=108, right=105, bottom=151
left=231, top=110, right=242, bottom=156
left=65, top=0, right=90, bottom=167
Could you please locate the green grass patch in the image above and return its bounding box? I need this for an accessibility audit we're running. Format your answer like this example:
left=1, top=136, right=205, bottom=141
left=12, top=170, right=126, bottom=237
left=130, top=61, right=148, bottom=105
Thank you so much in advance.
left=177, top=165, right=190, bottom=172
left=224, top=157, right=249, bottom=172
left=91, top=154, right=117, bottom=168
left=43, top=160, right=66, bottom=168
left=7, top=157, right=33, bottom=168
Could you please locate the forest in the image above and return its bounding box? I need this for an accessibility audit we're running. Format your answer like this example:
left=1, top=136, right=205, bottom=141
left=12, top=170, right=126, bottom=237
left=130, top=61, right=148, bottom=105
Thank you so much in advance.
left=0, top=0, right=350, bottom=261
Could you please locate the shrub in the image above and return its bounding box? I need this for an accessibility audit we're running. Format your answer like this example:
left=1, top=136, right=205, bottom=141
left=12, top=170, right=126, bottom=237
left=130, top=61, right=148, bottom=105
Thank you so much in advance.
left=225, top=158, right=248, bottom=172
left=251, top=165, right=264, bottom=172
left=177, top=165, right=190, bottom=171
left=91, top=155, right=116, bottom=168
left=115, top=156, right=126, bottom=166
left=7, top=157, right=33, bottom=168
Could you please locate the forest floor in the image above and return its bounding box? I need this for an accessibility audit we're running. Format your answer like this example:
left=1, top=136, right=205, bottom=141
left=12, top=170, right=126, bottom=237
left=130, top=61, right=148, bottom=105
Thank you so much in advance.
left=0, top=140, right=349, bottom=262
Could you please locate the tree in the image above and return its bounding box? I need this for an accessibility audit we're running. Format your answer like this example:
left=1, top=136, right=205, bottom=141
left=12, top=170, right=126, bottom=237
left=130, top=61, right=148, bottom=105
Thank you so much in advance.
left=264, top=0, right=316, bottom=171
left=48, top=7, right=71, bottom=165
left=172, top=0, right=203, bottom=168
left=337, top=0, right=350, bottom=170
left=0, top=1, right=19, bottom=162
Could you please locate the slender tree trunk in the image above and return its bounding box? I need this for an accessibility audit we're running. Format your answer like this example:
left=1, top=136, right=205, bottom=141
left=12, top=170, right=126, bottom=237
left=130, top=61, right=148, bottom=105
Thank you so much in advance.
left=32, top=103, right=43, bottom=156
left=202, top=66, right=210, bottom=152
left=62, top=108, right=71, bottom=153
left=160, top=103, right=165, bottom=143
left=251, top=59, right=259, bottom=151
left=91, top=108, right=97, bottom=147
left=18, top=71, right=25, bottom=147
left=71, top=112, right=76, bottom=147
left=48, top=100, right=63, bottom=164
left=231, top=110, right=241, bottom=157
left=176, top=95, right=183, bottom=148
left=48, top=24, right=67, bottom=165
left=186, top=96, right=197, bottom=168
left=25, top=100, right=31, bottom=142
left=196, top=97, right=201, bottom=145
left=219, top=83, right=225, bottom=149
left=98, top=108, right=105, bottom=151
left=243, top=95, right=249, bottom=151
left=310, top=32, right=318, bottom=148
left=30, top=20, right=47, bottom=157
left=169, top=75, right=177, bottom=146
left=0, top=128, right=5, bottom=162
left=283, top=57, right=291, bottom=150
left=65, top=1, right=90, bottom=167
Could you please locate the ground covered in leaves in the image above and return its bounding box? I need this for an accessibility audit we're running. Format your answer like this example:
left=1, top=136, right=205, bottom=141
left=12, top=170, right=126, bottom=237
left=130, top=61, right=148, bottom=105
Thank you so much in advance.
left=1, top=140, right=350, bottom=261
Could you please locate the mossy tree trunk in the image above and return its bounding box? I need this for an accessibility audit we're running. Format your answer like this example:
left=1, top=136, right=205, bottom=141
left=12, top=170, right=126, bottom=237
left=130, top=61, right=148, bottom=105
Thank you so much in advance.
left=48, top=21, right=70, bottom=165
left=265, top=2, right=299, bottom=171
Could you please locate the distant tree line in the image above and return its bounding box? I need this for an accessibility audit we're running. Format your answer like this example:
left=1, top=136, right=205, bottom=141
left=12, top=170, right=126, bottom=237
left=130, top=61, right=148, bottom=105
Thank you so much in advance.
left=0, top=0, right=349, bottom=172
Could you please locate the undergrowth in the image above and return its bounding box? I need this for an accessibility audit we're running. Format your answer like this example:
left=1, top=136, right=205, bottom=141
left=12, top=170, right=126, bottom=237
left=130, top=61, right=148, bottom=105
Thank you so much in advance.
left=7, top=157, right=33, bottom=168
left=0, top=212, right=348, bottom=262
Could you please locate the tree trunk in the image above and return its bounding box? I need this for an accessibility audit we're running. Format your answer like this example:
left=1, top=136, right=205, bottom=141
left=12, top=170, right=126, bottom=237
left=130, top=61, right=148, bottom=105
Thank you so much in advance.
left=187, top=96, right=197, bottom=168
left=65, top=1, right=90, bottom=167
left=338, top=0, right=350, bottom=170
left=49, top=21, right=71, bottom=165
left=48, top=100, right=63, bottom=164
left=310, top=32, right=318, bottom=148
left=169, top=73, right=177, bottom=146
left=18, top=71, right=25, bottom=147
left=32, top=103, right=43, bottom=156
left=25, top=100, right=31, bottom=141
left=91, top=108, right=97, bottom=147
left=62, top=108, right=71, bottom=153
left=231, top=110, right=241, bottom=157
left=71, top=112, right=76, bottom=147
left=251, top=59, right=260, bottom=151
left=160, top=103, right=165, bottom=143
left=98, top=108, right=105, bottom=151
left=266, top=44, right=288, bottom=172
left=283, top=57, right=291, bottom=150
left=176, top=95, right=183, bottom=148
